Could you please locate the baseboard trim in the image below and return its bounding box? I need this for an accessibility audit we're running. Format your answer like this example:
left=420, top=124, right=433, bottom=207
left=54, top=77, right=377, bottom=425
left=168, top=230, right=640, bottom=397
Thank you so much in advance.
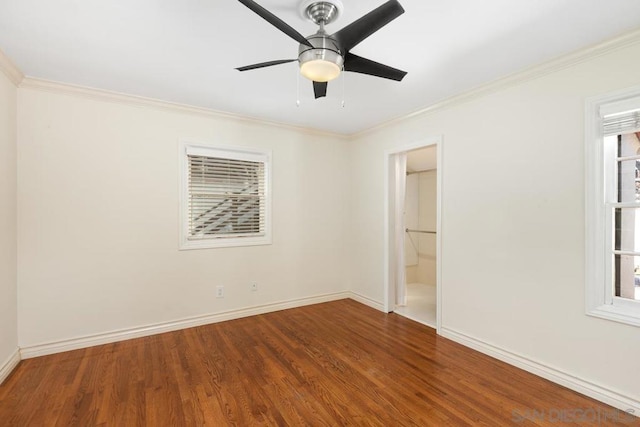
left=20, top=292, right=351, bottom=359
left=0, top=348, right=21, bottom=385
left=348, top=292, right=385, bottom=312
left=15, top=299, right=638, bottom=416
left=440, top=327, right=640, bottom=417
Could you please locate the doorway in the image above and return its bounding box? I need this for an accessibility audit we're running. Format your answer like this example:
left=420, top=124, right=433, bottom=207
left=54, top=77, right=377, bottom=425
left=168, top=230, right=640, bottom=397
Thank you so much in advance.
left=384, top=138, right=442, bottom=331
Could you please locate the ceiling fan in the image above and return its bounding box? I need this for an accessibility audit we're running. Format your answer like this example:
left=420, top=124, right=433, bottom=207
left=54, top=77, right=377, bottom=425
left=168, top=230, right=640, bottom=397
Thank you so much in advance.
left=235, top=0, right=407, bottom=99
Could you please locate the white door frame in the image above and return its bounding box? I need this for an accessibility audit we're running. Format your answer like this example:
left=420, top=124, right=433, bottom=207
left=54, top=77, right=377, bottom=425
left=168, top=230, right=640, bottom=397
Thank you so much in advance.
left=383, top=136, right=443, bottom=333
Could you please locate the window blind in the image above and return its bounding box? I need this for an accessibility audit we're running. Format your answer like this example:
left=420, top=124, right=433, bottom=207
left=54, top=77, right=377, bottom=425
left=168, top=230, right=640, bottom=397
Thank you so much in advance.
left=187, top=155, right=266, bottom=239
left=602, top=109, right=640, bottom=136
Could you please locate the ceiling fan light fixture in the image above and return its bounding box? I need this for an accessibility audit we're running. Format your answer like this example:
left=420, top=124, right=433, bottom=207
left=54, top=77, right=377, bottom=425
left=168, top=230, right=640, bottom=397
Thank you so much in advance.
left=300, top=58, right=341, bottom=82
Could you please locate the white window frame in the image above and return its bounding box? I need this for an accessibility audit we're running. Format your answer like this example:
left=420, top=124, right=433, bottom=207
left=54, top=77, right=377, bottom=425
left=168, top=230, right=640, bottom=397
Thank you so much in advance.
left=586, top=86, right=640, bottom=327
left=179, top=139, right=272, bottom=250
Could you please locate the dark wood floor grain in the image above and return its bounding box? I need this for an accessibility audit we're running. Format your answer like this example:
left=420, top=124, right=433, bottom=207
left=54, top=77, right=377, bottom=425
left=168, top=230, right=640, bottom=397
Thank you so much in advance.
left=0, top=299, right=636, bottom=426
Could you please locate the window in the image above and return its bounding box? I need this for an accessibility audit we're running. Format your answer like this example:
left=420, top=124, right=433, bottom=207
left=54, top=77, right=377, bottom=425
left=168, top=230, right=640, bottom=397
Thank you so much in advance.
left=586, top=87, right=640, bottom=327
left=179, top=141, right=271, bottom=249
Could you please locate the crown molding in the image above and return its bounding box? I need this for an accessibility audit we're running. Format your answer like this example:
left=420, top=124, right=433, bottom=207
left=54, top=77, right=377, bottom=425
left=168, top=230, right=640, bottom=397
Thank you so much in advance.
left=352, top=26, right=640, bottom=139
left=0, top=48, right=24, bottom=86
left=18, top=77, right=349, bottom=140
left=13, top=26, right=640, bottom=140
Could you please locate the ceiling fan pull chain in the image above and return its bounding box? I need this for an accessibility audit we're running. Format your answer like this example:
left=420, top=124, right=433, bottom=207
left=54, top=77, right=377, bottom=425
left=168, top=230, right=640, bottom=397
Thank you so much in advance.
left=341, top=66, right=346, bottom=108
left=296, top=65, right=301, bottom=107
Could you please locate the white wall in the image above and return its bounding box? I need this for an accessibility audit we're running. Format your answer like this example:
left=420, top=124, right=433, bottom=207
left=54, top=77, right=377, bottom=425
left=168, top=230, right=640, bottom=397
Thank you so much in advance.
left=348, top=42, right=640, bottom=405
left=8, top=32, right=640, bottom=410
left=17, top=87, right=349, bottom=347
left=0, top=67, right=18, bottom=371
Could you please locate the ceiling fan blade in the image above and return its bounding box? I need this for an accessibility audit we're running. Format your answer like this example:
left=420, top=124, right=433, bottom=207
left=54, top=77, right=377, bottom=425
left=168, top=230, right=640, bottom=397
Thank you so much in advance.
left=236, top=59, right=297, bottom=72
left=237, top=0, right=313, bottom=48
left=313, top=81, right=328, bottom=99
left=343, top=53, right=407, bottom=81
left=333, top=0, right=404, bottom=51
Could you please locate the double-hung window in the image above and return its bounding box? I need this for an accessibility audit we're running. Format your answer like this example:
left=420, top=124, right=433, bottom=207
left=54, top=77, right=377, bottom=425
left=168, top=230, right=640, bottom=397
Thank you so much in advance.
left=179, top=141, right=271, bottom=249
left=586, top=87, right=640, bottom=326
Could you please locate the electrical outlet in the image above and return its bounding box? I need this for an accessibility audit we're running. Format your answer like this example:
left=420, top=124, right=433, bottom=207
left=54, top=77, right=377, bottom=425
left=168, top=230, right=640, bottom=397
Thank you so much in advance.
left=250, top=282, right=258, bottom=292
left=216, top=285, right=224, bottom=298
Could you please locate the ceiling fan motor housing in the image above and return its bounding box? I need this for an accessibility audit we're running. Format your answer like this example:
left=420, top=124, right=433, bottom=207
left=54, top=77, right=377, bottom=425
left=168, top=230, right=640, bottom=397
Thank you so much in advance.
left=298, top=33, right=344, bottom=82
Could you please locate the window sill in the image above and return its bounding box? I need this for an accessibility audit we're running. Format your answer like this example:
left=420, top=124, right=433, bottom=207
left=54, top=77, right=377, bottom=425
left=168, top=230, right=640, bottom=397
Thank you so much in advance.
left=179, top=236, right=272, bottom=250
left=587, top=302, right=640, bottom=328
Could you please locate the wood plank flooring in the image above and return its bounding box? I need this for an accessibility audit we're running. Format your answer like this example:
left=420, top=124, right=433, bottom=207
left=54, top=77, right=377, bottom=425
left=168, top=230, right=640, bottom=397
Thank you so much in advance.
left=0, top=299, right=637, bottom=426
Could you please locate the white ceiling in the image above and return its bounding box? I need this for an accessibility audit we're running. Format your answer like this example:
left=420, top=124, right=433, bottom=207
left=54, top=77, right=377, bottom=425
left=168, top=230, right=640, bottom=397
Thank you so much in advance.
left=1, top=0, right=640, bottom=135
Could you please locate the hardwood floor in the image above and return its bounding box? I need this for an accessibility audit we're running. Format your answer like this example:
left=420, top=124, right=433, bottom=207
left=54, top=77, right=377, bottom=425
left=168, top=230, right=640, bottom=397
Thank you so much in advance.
left=0, top=299, right=636, bottom=426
